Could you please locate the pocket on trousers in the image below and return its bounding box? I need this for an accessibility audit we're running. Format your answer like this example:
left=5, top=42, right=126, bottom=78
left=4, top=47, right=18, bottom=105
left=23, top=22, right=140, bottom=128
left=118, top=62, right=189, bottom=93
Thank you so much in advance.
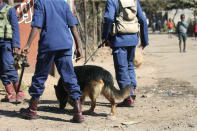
left=6, top=45, right=12, bottom=52
left=113, top=48, right=127, bottom=66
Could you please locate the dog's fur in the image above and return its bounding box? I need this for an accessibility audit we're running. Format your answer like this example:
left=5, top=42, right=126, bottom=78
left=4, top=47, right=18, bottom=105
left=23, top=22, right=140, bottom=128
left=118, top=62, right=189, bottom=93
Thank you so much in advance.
left=54, top=65, right=131, bottom=115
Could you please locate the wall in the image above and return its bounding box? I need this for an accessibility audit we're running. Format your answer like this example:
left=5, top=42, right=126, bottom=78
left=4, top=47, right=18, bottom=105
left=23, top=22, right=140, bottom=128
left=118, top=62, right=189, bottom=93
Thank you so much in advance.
left=13, top=0, right=74, bottom=72
left=15, top=0, right=38, bottom=71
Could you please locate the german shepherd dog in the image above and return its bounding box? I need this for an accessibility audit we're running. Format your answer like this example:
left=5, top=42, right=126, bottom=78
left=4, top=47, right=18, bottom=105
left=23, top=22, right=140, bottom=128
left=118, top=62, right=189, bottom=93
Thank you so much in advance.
left=54, top=65, right=131, bottom=116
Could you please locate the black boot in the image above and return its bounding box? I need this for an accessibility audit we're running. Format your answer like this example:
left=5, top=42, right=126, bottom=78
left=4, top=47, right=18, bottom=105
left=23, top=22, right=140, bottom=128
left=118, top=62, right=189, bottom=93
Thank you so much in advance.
left=20, top=98, right=39, bottom=119
left=117, top=88, right=136, bottom=107
left=72, top=100, right=84, bottom=123
left=116, top=96, right=135, bottom=107
left=13, top=82, right=25, bottom=102
left=2, top=84, right=16, bottom=102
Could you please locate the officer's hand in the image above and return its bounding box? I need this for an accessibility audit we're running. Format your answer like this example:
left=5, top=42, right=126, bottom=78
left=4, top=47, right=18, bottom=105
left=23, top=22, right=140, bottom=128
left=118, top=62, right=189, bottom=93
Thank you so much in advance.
left=141, top=45, right=145, bottom=50
left=21, top=45, right=30, bottom=56
left=100, top=39, right=109, bottom=47
left=74, top=48, right=83, bottom=62
left=140, top=43, right=146, bottom=50
left=12, top=47, right=19, bottom=55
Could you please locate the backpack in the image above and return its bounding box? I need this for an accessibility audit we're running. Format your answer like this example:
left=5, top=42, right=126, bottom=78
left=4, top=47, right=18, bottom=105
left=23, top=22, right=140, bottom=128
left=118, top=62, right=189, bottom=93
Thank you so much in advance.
left=111, top=0, right=139, bottom=36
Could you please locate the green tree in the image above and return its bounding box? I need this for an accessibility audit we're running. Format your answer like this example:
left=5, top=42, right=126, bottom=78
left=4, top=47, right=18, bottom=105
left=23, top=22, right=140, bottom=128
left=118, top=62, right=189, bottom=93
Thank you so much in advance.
left=7, top=0, right=14, bottom=6
left=166, top=0, right=197, bottom=9
left=141, top=0, right=167, bottom=14
left=141, top=0, right=197, bottom=14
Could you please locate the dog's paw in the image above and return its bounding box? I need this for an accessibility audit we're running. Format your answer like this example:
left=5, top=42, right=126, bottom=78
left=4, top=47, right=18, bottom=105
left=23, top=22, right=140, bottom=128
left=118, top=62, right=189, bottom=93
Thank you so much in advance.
left=83, top=110, right=94, bottom=115
left=54, top=85, right=57, bottom=89
left=59, top=103, right=66, bottom=110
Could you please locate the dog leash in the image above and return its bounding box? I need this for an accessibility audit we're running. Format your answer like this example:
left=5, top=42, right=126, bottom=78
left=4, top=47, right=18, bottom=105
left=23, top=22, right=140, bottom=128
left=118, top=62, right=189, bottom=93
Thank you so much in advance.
left=83, top=40, right=107, bottom=65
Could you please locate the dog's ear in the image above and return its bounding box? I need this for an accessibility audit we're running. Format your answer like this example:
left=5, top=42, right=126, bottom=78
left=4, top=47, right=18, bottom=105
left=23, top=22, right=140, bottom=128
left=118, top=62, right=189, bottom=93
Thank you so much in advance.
left=54, top=85, right=57, bottom=89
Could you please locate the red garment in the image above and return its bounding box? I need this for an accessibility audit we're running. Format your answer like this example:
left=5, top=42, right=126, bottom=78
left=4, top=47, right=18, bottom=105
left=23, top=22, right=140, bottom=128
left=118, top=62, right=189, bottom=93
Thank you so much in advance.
left=194, top=24, right=197, bottom=33
left=167, top=22, right=173, bottom=29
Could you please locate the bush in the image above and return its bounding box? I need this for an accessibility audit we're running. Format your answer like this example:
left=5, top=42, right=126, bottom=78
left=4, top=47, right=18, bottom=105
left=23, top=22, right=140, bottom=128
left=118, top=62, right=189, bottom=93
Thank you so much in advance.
left=173, top=26, right=176, bottom=33
left=187, top=19, right=194, bottom=36
left=163, top=23, right=168, bottom=32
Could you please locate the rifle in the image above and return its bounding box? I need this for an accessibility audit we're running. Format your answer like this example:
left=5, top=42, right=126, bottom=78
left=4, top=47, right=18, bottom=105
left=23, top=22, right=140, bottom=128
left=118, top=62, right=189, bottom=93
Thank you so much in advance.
left=16, top=56, right=30, bottom=104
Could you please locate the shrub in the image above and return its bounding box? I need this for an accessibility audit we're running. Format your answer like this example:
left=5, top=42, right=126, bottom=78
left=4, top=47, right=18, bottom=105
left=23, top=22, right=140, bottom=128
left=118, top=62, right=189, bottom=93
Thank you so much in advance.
left=187, top=19, right=194, bottom=36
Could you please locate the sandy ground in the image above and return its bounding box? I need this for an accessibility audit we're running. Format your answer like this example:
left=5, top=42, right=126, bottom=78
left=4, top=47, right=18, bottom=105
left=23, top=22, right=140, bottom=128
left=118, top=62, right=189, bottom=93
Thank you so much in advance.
left=0, top=33, right=197, bottom=131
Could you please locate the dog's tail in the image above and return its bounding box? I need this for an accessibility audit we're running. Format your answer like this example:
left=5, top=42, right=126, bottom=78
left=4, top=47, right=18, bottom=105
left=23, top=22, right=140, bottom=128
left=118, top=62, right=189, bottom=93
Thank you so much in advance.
left=102, top=70, right=131, bottom=100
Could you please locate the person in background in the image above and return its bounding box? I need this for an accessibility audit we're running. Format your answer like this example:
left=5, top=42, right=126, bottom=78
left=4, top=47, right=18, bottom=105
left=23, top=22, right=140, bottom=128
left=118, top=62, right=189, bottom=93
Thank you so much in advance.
left=102, top=0, right=149, bottom=107
left=177, top=14, right=188, bottom=53
left=65, top=0, right=75, bottom=59
left=19, top=0, right=84, bottom=123
left=167, top=18, right=173, bottom=38
left=152, top=13, right=156, bottom=33
left=157, top=19, right=162, bottom=32
left=194, top=21, right=197, bottom=40
left=0, top=0, right=24, bottom=102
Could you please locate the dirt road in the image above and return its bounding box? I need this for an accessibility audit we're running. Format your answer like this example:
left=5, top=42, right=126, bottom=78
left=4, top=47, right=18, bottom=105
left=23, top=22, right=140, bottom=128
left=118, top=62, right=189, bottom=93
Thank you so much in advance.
left=0, top=34, right=197, bottom=131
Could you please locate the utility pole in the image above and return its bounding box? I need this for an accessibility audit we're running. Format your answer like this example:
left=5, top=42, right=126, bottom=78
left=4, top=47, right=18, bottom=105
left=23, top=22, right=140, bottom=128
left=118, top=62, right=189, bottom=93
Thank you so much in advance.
left=8, top=0, right=14, bottom=6
left=84, top=0, right=87, bottom=61
left=92, top=0, right=98, bottom=46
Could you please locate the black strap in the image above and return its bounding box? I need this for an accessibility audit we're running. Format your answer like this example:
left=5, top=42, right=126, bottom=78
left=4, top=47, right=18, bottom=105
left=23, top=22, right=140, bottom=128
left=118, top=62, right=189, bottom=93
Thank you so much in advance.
left=116, top=0, right=121, bottom=17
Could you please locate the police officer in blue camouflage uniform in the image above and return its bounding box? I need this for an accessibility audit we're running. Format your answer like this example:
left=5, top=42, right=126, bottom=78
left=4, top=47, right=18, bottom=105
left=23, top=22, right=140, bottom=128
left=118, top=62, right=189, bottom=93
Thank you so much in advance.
left=20, top=0, right=84, bottom=123
left=0, top=0, right=24, bottom=102
left=102, top=0, right=149, bottom=107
